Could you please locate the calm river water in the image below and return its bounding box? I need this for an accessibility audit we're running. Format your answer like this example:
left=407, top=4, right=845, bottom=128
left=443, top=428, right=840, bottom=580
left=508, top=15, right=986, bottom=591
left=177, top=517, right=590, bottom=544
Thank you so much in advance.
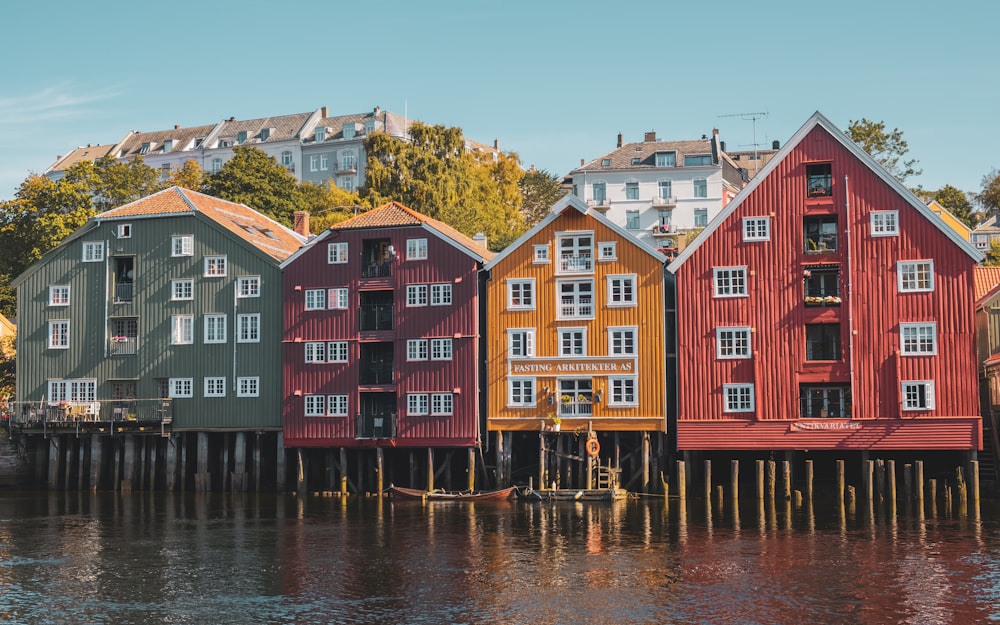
left=1, top=490, right=999, bottom=625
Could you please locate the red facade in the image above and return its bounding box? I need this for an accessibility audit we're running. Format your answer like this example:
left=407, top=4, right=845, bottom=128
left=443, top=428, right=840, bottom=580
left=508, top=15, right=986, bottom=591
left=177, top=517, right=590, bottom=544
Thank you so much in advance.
left=670, top=113, right=982, bottom=451
left=281, top=203, right=490, bottom=448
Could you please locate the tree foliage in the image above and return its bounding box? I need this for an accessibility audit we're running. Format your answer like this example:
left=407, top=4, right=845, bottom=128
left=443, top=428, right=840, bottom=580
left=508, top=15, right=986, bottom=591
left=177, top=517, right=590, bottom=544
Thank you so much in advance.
left=985, top=239, right=1000, bottom=267
left=519, top=169, right=565, bottom=227
left=977, top=169, right=1000, bottom=218
left=202, top=146, right=302, bottom=226
left=848, top=118, right=921, bottom=183
left=0, top=326, right=14, bottom=400
left=298, top=181, right=365, bottom=233
left=168, top=159, right=205, bottom=191
left=932, top=184, right=979, bottom=229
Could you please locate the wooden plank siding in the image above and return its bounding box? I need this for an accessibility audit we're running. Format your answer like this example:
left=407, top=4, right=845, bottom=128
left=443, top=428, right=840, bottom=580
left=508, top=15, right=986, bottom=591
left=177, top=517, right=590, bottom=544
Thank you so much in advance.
left=671, top=115, right=982, bottom=451
left=485, top=200, right=668, bottom=433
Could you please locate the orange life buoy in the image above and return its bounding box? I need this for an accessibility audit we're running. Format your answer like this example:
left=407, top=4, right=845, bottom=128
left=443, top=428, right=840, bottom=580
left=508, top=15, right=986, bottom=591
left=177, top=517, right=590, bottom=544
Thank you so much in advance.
left=586, top=438, right=600, bottom=458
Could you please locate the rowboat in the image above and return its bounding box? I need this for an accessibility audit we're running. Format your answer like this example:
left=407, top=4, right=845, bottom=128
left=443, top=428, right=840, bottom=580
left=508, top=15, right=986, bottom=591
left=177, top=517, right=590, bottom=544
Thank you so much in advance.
left=520, top=487, right=628, bottom=502
left=388, top=485, right=519, bottom=502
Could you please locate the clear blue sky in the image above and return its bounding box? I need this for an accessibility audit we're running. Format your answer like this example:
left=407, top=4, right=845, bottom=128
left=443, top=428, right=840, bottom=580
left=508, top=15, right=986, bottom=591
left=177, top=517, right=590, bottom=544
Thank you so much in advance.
left=3, top=0, right=998, bottom=202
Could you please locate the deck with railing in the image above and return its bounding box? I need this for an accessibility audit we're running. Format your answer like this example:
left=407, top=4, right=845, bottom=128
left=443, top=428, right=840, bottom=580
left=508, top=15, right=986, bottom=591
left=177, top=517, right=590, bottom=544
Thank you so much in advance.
left=4, top=399, right=173, bottom=434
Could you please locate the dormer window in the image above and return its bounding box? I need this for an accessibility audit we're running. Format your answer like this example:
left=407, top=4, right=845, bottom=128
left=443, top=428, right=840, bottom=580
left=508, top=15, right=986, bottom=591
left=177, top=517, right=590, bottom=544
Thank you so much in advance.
left=315, top=127, right=327, bottom=142
left=684, top=154, right=712, bottom=166
left=631, top=157, right=641, bottom=165
left=138, top=142, right=151, bottom=155
left=237, top=131, right=248, bottom=145
left=601, top=158, right=611, bottom=167
left=655, top=151, right=676, bottom=167
left=365, top=120, right=376, bottom=134
left=260, top=128, right=272, bottom=142
left=163, top=139, right=174, bottom=152
left=218, top=139, right=233, bottom=148
left=343, top=123, right=356, bottom=139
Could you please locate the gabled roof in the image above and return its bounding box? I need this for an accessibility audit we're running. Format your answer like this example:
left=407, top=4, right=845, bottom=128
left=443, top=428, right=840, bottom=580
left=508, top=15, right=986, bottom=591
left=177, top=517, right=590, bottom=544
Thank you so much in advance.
left=280, top=202, right=493, bottom=268
left=974, top=214, right=1000, bottom=234
left=115, top=123, right=218, bottom=158
left=572, top=138, right=715, bottom=172
left=975, top=266, right=1000, bottom=305
left=308, top=109, right=410, bottom=142
left=211, top=112, right=313, bottom=147
left=0, top=312, right=14, bottom=333
left=97, top=187, right=306, bottom=261
left=668, top=111, right=984, bottom=272
left=45, top=144, right=117, bottom=175
left=483, top=194, right=666, bottom=272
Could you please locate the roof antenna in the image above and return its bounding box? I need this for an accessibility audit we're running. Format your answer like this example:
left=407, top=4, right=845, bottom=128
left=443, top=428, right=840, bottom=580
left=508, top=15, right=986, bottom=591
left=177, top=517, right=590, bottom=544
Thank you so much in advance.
left=718, top=111, right=769, bottom=162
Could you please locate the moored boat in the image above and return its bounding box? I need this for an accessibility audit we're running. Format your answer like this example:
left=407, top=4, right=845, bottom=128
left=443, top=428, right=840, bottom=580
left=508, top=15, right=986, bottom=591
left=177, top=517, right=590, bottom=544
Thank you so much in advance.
left=388, top=485, right=519, bottom=502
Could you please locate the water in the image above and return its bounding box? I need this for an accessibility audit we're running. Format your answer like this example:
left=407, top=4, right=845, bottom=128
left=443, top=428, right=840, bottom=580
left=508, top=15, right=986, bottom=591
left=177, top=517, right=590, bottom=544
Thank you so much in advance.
left=1, top=491, right=999, bottom=625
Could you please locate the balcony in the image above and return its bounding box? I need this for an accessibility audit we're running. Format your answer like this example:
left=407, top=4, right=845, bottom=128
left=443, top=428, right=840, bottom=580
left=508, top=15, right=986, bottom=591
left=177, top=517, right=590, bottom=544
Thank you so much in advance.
left=559, top=395, right=593, bottom=417
left=356, top=411, right=397, bottom=439
left=5, top=399, right=173, bottom=429
left=651, top=223, right=680, bottom=239
left=799, top=386, right=851, bottom=418
left=559, top=253, right=593, bottom=273
left=586, top=198, right=611, bottom=212
left=114, top=282, right=134, bottom=303
left=652, top=195, right=677, bottom=208
left=108, top=336, right=138, bottom=355
left=559, top=296, right=593, bottom=318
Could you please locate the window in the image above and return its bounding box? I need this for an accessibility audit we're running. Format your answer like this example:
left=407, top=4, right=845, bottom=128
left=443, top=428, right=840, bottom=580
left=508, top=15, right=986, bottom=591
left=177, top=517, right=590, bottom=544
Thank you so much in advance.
left=406, top=238, right=428, bottom=260
left=430, top=283, right=452, bottom=306
left=607, top=275, right=636, bottom=306
left=320, top=154, right=329, bottom=170
left=342, top=153, right=356, bottom=170
left=533, top=245, right=550, bottom=263
left=171, top=315, right=193, bottom=344
left=281, top=151, right=293, bottom=166
left=430, top=338, right=453, bottom=360
left=694, top=209, right=708, bottom=227
left=341, top=177, right=354, bottom=192
left=315, top=127, right=327, bottom=142
left=601, top=159, right=611, bottom=167
left=118, top=224, right=132, bottom=238
left=237, top=376, right=259, bottom=397
left=204, top=255, right=227, bottom=277
left=658, top=180, right=673, bottom=199
left=169, top=378, right=193, bottom=398
left=800, top=385, right=851, bottom=418
left=713, top=266, right=747, bottom=297
left=343, top=123, right=356, bottom=139
left=609, top=327, right=636, bottom=355
left=237, top=276, right=260, bottom=298
left=430, top=393, right=454, bottom=415
left=806, top=323, right=841, bottom=360
left=237, top=314, right=260, bottom=343
left=237, top=131, right=247, bottom=145
left=327, top=395, right=348, bottom=416
left=871, top=210, right=899, bottom=236
left=305, top=289, right=325, bottom=310
left=328, top=242, right=348, bottom=264
left=558, top=328, right=586, bottom=356
left=204, top=377, right=226, bottom=397
left=172, top=235, right=193, bottom=257
left=804, top=215, right=838, bottom=253
left=693, top=179, right=708, bottom=197
left=901, top=322, right=937, bottom=355
left=82, top=241, right=104, bottom=262
left=305, top=395, right=326, bottom=416
left=655, top=152, right=676, bottom=167
left=631, top=157, right=641, bottom=166
left=305, top=342, right=326, bottom=363
left=806, top=163, right=832, bottom=197
left=598, top=242, right=616, bottom=261
left=898, top=260, right=934, bottom=292
left=743, top=217, right=770, bottom=241
left=49, top=286, right=70, bottom=306
left=686, top=155, right=713, bottom=166
left=309, top=155, right=319, bottom=172
left=406, top=284, right=428, bottom=307
left=328, top=341, right=348, bottom=363
left=558, top=279, right=594, bottom=318
left=407, top=339, right=428, bottom=361
left=47, top=379, right=96, bottom=404
left=804, top=267, right=840, bottom=305
left=507, top=279, right=535, bottom=310
left=171, top=279, right=193, bottom=301
left=902, top=381, right=935, bottom=410
left=625, top=182, right=639, bottom=200
left=204, top=314, right=227, bottom=344
left=723, top=384, right=755, bottom=412
left=558, top=233, right=593, bottom=273
left=625, top=210, right=640, bottom=230
left=558, top=379, right=592, bottom=417
left=211, top=159, right=222, bottom=173
left=328, top=288, right=349, bottom=309
left=716, top=327, right=751, bottom=359
left=407, top=393, right=429, bottom=416
left=609, top=377, right=637, bottom=406
left=592, top=182, right=606, bottom=203
left=48, top=320, right=69, bottom=349
left=508, top=329, right=535, bottom=358
left=509, top=378, right=536, bottom=407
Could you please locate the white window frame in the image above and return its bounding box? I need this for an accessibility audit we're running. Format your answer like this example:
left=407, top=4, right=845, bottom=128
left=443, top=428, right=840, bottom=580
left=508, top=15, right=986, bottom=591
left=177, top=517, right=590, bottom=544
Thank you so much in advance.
left=305, top=289, right=326, bottom=310
left=607, top=274, right=637, bottom=307
left=407, top=393, right=429, bottom=416
left=204, top=377, right=226, bottom=398
left=900, top=322, right=937, bottom=355
left=172, top=235, right=193, bottom=257
left=557, top=233, right=594, bottom=273
left=533, top=245, right=550, bottom=264
left=237, top=276, right=260, bottom=298
left=716, top=327, right=751, bottom=359
left=82, top=241, right=104, bottom=262
left=609, top=376, right=638, bottom=407
left=742, top=217, right=771, bottom=241
left=508, top=329, right=536, bottom=358
left=328, top=242, right=349, bottom=264
left=47, top=379, right=97, bottom=404
left=328, top=341, right=348, bottom=363
left=723, top=383, right=755, bottom=413
left=406, top=238, right=428, bottom=260
left=48, top=320, right=69, bottom=349
left=49, top=285, right=70, bottom=306
left=871, top=210, right=899, bottom=237
left=171, top=315, right=194, bottom=345
left=897, top=260, right=934, bottom=292
left=430, top=338, right=453, bottom=361
left=305, top=341, right=326, bottom=363
left=507, top=279, right=535, bottom=310
left=118, top=224, right=132, bottom=238
left=625, top=209, right=640, bottom=230
left=328, top=288, right=349, bottom=310
left=407, top=339, right=428, bottom=361
left=558, top=327, right=587, bottom=356
left=204, top=255, right=227, bottom=277
left=430, top=283, right=452, bottom=306
left=305, top=395, right=326, bottom=416
left=309, top=155, right=319, bottom=172
left=430, top=393, right=454, bottom=416
left=902, top=381, right=935, bottom=410
left=508, top=378, right=536, bottom=407
left=237, top=313, right=260, bottom=343
left=169, top=378, right=193, bottom=398
left=237, top=376, right=259, bottom=397
left=171, top=279, right=193, bottom=301
left=320, top=154, right=329, bottom=171
left=327, top=395, right=349, bottom=416
left=693, top=178, right=708, bottom=198
left=556, top=278, right=595, bottom=320
left=609, top=327, right=637, bottom=356
left=204, top=314, right=227, bottom=344
left=598, top=242, right=617, bottom=261
left=713, top=266, right=748, bottom=298
left=406, top=284, right=428, bottom=307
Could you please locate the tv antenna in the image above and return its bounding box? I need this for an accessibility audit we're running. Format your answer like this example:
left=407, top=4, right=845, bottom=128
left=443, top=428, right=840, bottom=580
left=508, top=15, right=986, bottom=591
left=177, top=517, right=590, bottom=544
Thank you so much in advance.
left=718, top=111, right=769, bottom=161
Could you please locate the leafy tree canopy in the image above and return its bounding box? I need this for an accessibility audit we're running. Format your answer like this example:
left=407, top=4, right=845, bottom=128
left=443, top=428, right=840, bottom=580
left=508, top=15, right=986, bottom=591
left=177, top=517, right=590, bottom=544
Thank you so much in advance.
left=202, top=146, right=302, bottom=226
left=167, top=159, right=205, bottom=191
left=932, top=184, right=979, bottom=229
left=519, top=169, right=565, bottom=227
left=985, top=239, right=1000, bottom=267
left=298, top=181, right=365, bottom=233
left=977, top=169, right=1000, bottom=217
left=848, top=118, right=921, bottom=184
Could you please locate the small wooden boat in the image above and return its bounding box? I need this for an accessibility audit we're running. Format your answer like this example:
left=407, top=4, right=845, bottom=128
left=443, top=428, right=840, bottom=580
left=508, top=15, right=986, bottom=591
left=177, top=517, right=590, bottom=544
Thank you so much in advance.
left=388, top=485, right=519, bottom=502
left=520, top=488, right=628, bottom=502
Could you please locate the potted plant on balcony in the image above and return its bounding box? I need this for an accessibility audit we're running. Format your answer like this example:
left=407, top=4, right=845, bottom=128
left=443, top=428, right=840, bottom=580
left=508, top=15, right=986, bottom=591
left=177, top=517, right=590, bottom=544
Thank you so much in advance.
left=547, top=412, right=561, bottom=432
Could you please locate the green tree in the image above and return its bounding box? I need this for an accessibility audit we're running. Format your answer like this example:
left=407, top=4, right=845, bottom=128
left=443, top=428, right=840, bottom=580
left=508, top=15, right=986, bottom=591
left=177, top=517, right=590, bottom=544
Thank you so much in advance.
left=167, top=159, right=205, bottom=191
left=298, top=181, right=365, bottom=233
left=0, top=326, right=14, bottom=400
left=88, top=156, right=164, bottom=211
left=202, top=146, right=302, bottom=225
left=848, top=118, right=921, bottom=184
left=519, top=168, right=565, bottom=226
left=933, top=184, right=979, bottom=229
left=977, top=169, right=1000, bottom=217
left=985, top=239, right=1000, bottom=266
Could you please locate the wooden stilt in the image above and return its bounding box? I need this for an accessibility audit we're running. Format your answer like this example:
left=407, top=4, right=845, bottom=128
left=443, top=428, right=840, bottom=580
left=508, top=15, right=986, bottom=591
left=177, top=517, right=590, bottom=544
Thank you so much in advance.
left=376, top=447, right=384, bottom=495
left=970, top=460, right=980, bottom=519
left=766, top=459, right=775, bottom=501
left=77, top=438, right=86, bottom=491
left=836, top=459, right=845, bottom=505
left=165, top=435, right=177, bottom=492
left=887, top=460, right=897, bottom=517
left=233, top=432, right=246, bottom=492
left=340, top=447, right=348, bottom=495
left=148, top=438, right=158, bottom=491
left=295, top=448, right=306, bottom=495
left=91, top=435, right=103, bottom=491
left=756, top=459, right=764, bottom=501
left=928, top=477, right=937, bottom=517
left=915, top=460, right=925, bottom=509
left=704, top=459, right=712, bottom=501
left=427, top=447, right=435, bottom=491
left=495, top=431, right=505, bottom=487
left=48, top=436, right=60, bottom=490
left=782, top=460, right=791, bottom=500
left=467, top=447, right=476, bottom=492
left=122, top=435, right=135, bottom=494
left=276, top=432, right=286, bottom=493
left=956, top=466, right=967, bottom=517
left=325, top=449, right=335, bottom=491
left=538, top=431, right=546, bottom=490
left=904, top=463, right=912, bottom=502
left=864, top=460, right=874, bottom=505
left=805, top=459, right=814, bottom=502
left=196, top=432, right=209, bottom=492
left=846, top=485, right=856, bottom=515
left=221, top=433, right=230, bottom=492
left=641, top=432, right=650, bottom=494
left=253, top=433, right=261, bottom=492
left=731, top=460, right=739, bottom=501
left=676, top=460, right=686, bottom=501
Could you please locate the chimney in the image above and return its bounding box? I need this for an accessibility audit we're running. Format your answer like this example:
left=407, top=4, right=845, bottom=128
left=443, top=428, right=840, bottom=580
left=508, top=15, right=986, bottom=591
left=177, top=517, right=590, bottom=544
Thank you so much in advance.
left=494, top=139, right=499, bottom=150
left=580, top=159, right=585, bottom=166
left=617, top=132, right=623, bottom=148
left=720, top=141, right=726, bottom=152
left=772, top=140, right=780, bottom=150
left=473, top=232, right=488, bottom=250
left=644, top=131, right=656, bottom=142
left=228, top=116, right=235, bottom=122
left=321, top=106, right=328, bottom=118
left=293, top=211, right=310, bottom=237
left=373, top=106, right=380, bottom=116
left=174, top=124, right=180, bottom=130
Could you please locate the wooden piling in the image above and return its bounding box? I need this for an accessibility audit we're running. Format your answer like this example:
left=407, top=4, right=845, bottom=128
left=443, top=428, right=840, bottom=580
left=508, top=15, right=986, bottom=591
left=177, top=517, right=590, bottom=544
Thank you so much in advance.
left=836, top=460, right=845, bottom=504
left=275, top=433, right=286, bottom=493
left=794, top=490, right=802, bottom=508
left=887, top=459, right=897, bottom=516
left=90, top=435, right=102, bottom=491
left=468, top=447, right=476, bottom=492
left=48, top=436, right=60, bottom=490
left=376, top=447, right=384, bottom=495
left=253, top=433, right=262, bottom=492
left=642, top=432, right=650, bottom=494
left=427, top=448, right=435, bottom=491
left=676, top=460, right=686, bottom=501
left=970, top=460, right=980, bottom=519
left=956, top=466, right=967, bottom=517
left=766, top=460, right=775, bottom=501
left=196, top=432, right=210, bottom=493
left=928, top=477, right=937, bottom=516
left=915, top=461, right=925, bottom=507
left=122, top=435, right=135, bottom=494
left=846, top=485, right=856, bottom=515
left=296, top=448, right=306, bottom=495
left=538, top=432, right=546, bottom=490
left=704, top=459, right=712, bottom=500
left=903, top=463, right=912, bottom=502
left=864, top=460, right=874, bottom=505
left=715, top=485, right=724, bottom=510
left=232, top=432, right=247, bottom=492
left=755, top=460, right=764, bottom=501
left=782, top=460, right=791, bottom=500
left=340, top=447, right=349, bottom=495
left=731, top=460, right=739, bottom=501
left=805, top=459, right=813, bottom=501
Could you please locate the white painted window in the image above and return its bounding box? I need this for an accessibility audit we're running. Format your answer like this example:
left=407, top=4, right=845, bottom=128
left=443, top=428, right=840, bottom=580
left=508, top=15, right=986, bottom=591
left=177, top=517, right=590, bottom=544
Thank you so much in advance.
left=407, top=393, right=429, bottom=416
left=598, top=242, right=617, bottom=261
left=305, top=289, right=325, bottom=310
left=118, top=223, right=132, bottom=238
left=898, top=260, right=934, bottom=292
left=237, top=276, right=260, bottom=298
left=609, top=377, right=637, bottom=406
left=430, top=283, right=452, bottom=306
left=48, top=320, right=69, bottom=349
left=723, top=384, right=755, bottom=412
left=743, top=217, right=770, bottom=241
left=693, top=179, right=708, bottom=197
left=430, top=338, right=453, bottom=360
left=82, top=241, right=104, bottom=262
left=533, top=245, right=550, bottom=263
left=172, top=235, right=193, bottom=257
left=309, top=155, right=319, bottom=172
left=508, top=329, right=535, bottom=358
left=509, top=378, right=536, bottom=407
left=507, top=279, right=535, bottom=310
left=900, top=322, right=937, bottom=355
left=327, top=395, right=349, bottom=416
left=204, top=255, right=227, bottom=277
left=237, top=377, right=259, bottom=397
left=406, top=285, right=428, bottom=307
left=558, top=327, right=586, bottom=356
left=902, top=381, right=935, bottom=410
left=237, top=313, right=260, bottom=343
left=328, top=242, right=349, bottom=264
left=320, top=154, right=329, bottom=170
left=169, top=378, right=193, bottom=398
left=430, top=393, right=454, bottom=415
left=328, top=341, right=348, bottom=363
left=625, top=210, right=640, bottom=230
left=211, top=158, right=222, bottom=173
left=171, top=315, right=193, bottom=345
left=407, top=339, right=428, bottom=361
left=713, top=266, right=748, bottom=297
left=716, top=327, right=751, bottom=359
left=609, top=327, right=636, bottom=355
left=305, top=395, right=326, bottom=416
left=49, top=286, right=70, bottom=306
left=557, top=279, right=594, bottom=319
left=607, top=274, right=636, bottom=306
left=871, top=210, right=899, bottom=236
left=204, top=314, right=227, bottom=344
left=47, top=379, right=96, bottom=404
left=171, top=279, right=193, bottom=301
left=305, top=342, right=326, bottom=363
left=557, top=233, right=593, bottom=273
left=204, top=377, right=226, bottom=397
left=406, top=238, right=428, bottom=260
left=281, top=151, right=293, bottom=166
left=328, top=288, right=349, bottom=309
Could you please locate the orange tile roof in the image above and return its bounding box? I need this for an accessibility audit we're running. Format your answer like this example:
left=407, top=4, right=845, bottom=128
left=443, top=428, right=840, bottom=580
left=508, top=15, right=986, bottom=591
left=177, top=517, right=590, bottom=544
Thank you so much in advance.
left=97, top=187, right=305, bottom=260
left=975, top=266, right=1000, bottom=302
left=331, top=202, right=493, bottom=260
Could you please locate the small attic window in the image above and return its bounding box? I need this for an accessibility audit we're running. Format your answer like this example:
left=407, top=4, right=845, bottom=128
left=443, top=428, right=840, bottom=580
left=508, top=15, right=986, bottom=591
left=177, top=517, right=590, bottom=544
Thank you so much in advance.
left=260, top=128, right=271, bottom=142
left=194, top=137, right=204, bottom=148
left=315, top=127, right=327, bottom=142
left=163, top=139, right=174, bottom=152
left=601, top=158, right=611, bottom=167
left=343, top=123, right=356, bottom=139
left=219, top=139, right=233, bottom=148
left=631, top=157, right=641, bottom=165
left=364, top=120, right=376, bottom=134
left=138, top=142, right=151, bottom=155
left=237, top=131, right=248, bottom=145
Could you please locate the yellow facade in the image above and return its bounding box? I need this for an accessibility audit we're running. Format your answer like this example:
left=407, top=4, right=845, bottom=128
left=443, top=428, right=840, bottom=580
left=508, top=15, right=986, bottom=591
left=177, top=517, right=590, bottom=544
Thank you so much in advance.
left=485, top=205, right=667, bottom=432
